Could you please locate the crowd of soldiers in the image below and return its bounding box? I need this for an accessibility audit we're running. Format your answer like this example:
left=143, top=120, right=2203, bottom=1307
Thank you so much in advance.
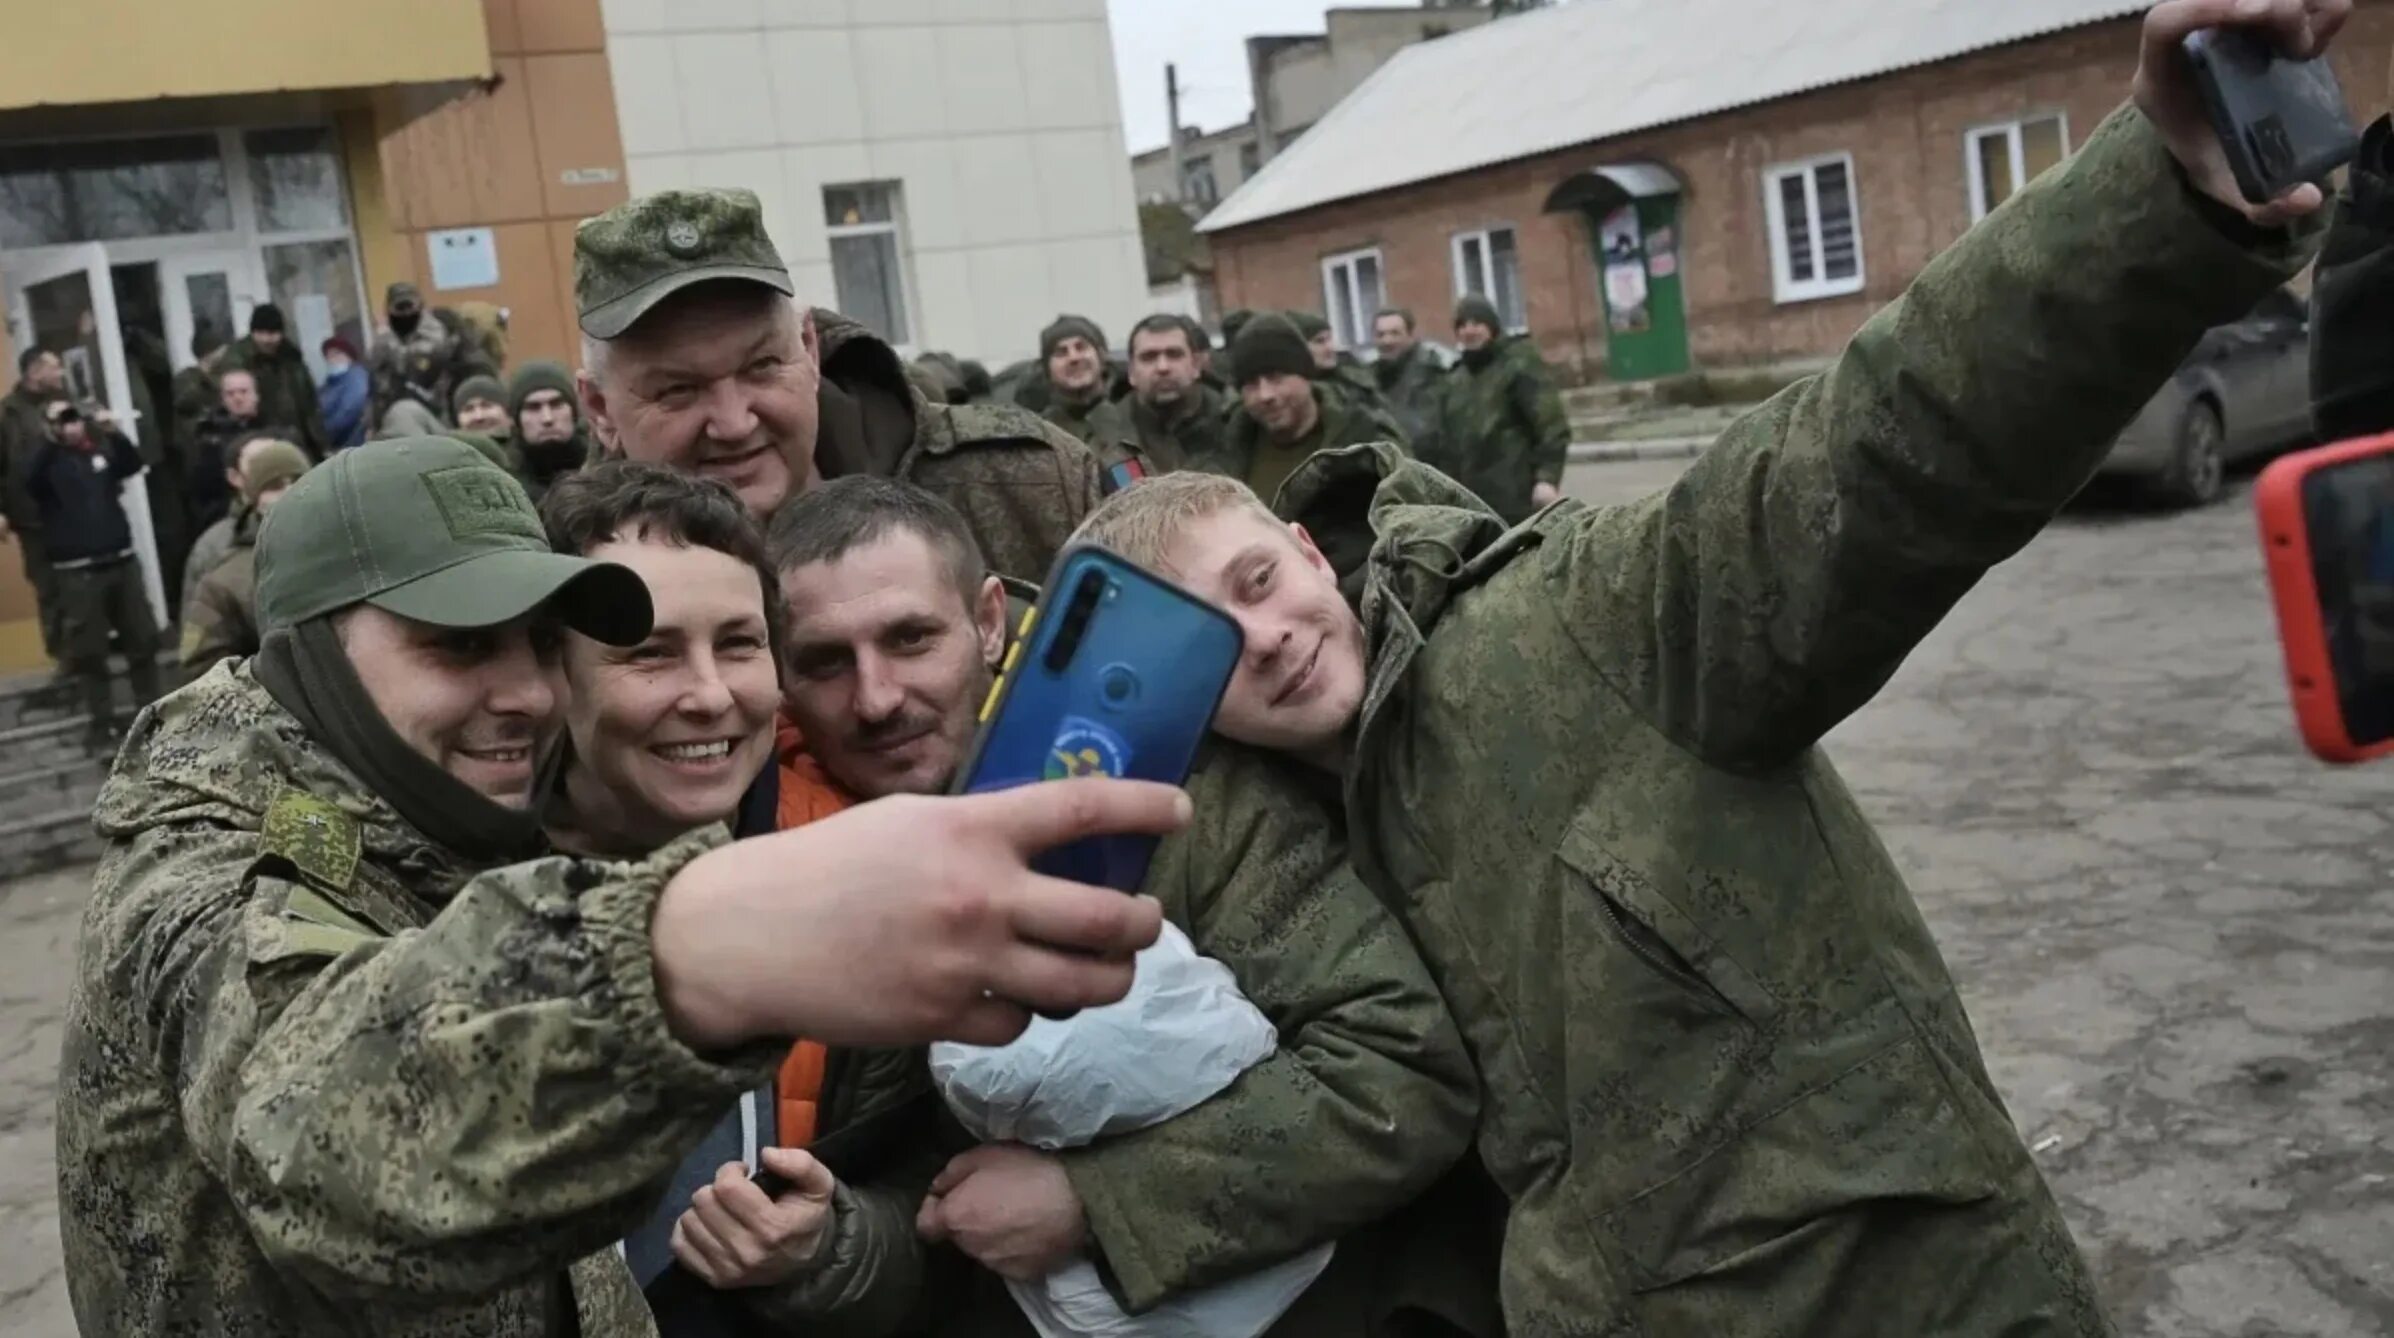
left=32, top=3, right=2372, bottom=1336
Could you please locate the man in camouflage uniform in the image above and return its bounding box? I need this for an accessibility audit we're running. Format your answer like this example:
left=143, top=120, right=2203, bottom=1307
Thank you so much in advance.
left=1034, top=314, right=1137, bottom=457
left=1074, top=5, right=2338, bottom=1332
left=1369, top=307, right=1447, bottom=453
left=1, top=346, right=69, bottom=660
left=574, top=188, right=1106, bottom=583
left=1193, top=314, right=1406, bottom=505
left=504, top=360, right=588, bottom=505
left=1292, top=309, right=1387, bottom=412
left=1433, top=293, right=1569, bottom=524
left=56, top=435, right=1186, bottom=1336
left=369, top=280, right=459, bottom=432
left=219, top=304, right=329, bottom=460
left=178, top=438, right=309, bottom=673
left=1105, top=313, right=1226, bottom=485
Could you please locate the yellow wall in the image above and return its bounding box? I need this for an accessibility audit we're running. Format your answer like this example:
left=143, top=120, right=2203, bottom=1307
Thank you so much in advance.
left=0, top=1, right=490, bottom=111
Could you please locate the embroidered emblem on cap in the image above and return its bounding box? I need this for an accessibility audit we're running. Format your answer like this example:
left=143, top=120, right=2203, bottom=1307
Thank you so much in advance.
left=666, top=220, right=702, bottom=255
left=421, top=464, right=543, bottom=543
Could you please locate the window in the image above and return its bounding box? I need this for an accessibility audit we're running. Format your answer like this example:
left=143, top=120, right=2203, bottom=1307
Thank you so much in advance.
left=245, top=127, right=349, bottom=233
left=822, top=182, right=912, bottom=346
left=1762, top=153, right=1863, bottom=303
left=0, top=134, right=232, bottom=249
left=1451, top=226, right=1525, bottom=332
left=1967, top=115, right=2069, bottom=221
left=1320, top=247, right=1385, bottom=350
left=1238, top=140, right=1261, bottom=181
left=1181, top=155, right=1218, bottom=207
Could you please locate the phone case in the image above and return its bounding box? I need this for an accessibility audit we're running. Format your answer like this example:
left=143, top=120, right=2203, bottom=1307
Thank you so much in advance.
left=2254, top=432, right=2394, bottom=764
left=953, top=544, right=1243, bottom=892
left=2183, top=27, right=2360, bottom=205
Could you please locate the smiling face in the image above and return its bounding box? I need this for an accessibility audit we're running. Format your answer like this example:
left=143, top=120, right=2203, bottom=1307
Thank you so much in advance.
left=1047, top=335, right=1105, bottom=399
left=336, top=604, right=563, bottom=808
left=1373, top=312, right=1414, bottom=359
left=560, top=533, right=780, bottom=848
left=581, top=284, right=823, bottom=520
left=1240, top=372, right=1319, bottom=444
left=780, top=529, right=1007, bottom=800
left=1156, top=504, right=1365, bottom=760
left=458, top=397, right=511, bottom=434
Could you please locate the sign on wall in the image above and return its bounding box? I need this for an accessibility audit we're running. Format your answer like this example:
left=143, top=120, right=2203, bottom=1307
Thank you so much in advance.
left=428, top=227, right=501, bottom=291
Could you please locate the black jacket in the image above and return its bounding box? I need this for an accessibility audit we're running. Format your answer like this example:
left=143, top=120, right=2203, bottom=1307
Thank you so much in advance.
left=27, top=430, right=142, bottom=563
left=2313, top=115, right=2394, bottom=441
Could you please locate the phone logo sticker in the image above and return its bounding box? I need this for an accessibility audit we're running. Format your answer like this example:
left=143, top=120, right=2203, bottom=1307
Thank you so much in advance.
left=1045, top=716, right=1132, bottom=780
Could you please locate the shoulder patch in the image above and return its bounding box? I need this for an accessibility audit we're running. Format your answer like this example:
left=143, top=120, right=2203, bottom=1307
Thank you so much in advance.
left=262, top=789, right=361, bottom=891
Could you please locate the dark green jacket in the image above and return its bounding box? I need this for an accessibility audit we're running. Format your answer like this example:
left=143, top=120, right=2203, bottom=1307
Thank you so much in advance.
left=220, top=336, right=328, bottom=459
left=1370, top=344, right=1447, bottom=455
left=0, top=381, right=50, bottom=531
left=1191, top=380, right=1407, bottom=509
left=1430, top=337, right=1569, bottom=525
left=1277, top=106, right=2312, bottom=1337
left=1121, top=383, right=1231, bottom=479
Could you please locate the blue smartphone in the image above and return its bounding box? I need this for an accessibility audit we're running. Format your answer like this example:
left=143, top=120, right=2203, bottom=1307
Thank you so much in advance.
left=953, top=544, right=1242, bottom=893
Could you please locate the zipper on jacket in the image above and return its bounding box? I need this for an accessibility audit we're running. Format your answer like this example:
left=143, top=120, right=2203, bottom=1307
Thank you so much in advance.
left=1594, top=890, right=1744, bottom=1020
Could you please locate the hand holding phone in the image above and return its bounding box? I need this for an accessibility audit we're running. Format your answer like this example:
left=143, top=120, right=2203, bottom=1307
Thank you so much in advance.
left=2181, top=21, right=2359, bottom=206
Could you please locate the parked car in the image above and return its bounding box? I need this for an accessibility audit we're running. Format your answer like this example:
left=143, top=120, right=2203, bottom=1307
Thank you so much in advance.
left=2099, top=287, right=2313, bottom=506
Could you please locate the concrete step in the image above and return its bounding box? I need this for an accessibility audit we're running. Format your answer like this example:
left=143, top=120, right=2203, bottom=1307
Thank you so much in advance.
left=0, top=653, right=181, bottom=732
left=0, top=758, right=107, bottom=812
left=0, top=806, right=101, bottom=881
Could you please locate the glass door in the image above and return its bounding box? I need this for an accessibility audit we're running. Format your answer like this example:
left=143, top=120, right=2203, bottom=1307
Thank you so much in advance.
left=4, top=242, right=169, bottom=626
left=159, top=250, right=255, bottom=371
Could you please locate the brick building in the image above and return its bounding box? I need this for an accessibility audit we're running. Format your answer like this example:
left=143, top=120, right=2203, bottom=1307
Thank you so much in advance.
left=1198, top=0, right=2394, bottom=383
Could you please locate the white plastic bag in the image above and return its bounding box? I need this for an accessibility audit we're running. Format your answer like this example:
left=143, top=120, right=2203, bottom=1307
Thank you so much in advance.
left=928, top=921, right=1335, bottom=1338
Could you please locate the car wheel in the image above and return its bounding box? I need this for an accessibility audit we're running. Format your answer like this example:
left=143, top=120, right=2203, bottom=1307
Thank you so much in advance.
left=2159, top=397, right=2226, bottom=507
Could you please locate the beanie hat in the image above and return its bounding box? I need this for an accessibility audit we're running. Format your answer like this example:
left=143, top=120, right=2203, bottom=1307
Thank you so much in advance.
left=239, top=439, right=311, bottom=504
left=453, top=373, right=508, bottom=418
left=322, top=335, right=361, bottom=362
left=507, top=360, right=578, bottom=421
left=1040, top=314, right=1107, bottom=363
left=1453, top=294, right=1504, bottom=334
left=248, top=304, right=287, bottom=335
left=1288, top=311, right=1331, bottom=340
left=1228, top=314, right=1317, bottom=388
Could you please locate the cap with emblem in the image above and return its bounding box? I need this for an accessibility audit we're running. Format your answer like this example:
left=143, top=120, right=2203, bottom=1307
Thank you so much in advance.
left=255, top=436, right=651, bottom=644
left=386, top=281, right=422, bottom=315
left=574, top=188, right=795, bottom=340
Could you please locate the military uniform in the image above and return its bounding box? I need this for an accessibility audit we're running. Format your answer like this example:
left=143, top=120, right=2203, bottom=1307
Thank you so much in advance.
left=59, top=436, right=777, bottom=1336
left=504, top=361, right=588, bottom=505
left=0, top=379, right=64, bottom=657
left=1370, top=342, right=1447, bottom=456
left=1117, top=382, right=1230, bottom=482
left=572, top=188, right=1107, bottom=584
left=370, top=282, right=461, bottom=429
left=1196, top=378, right=1406, bottom=508
left=220, top=330, right=329, bottom=460
left=1262, top=106, right=2311, bottom=1336
left=1432, top=298, right=1570, bottom=524
left=180, top=441, right=308, bottom=672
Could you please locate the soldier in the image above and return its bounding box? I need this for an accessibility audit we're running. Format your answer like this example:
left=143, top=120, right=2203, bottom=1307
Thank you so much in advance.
left=1370, top=307, right=1446, bottom=451
left=453, top=372, right=513, bottom=438
left=369, top=280, right=458, bottom=430
left=1071, top=3, right=2341, bottom=1333
left=1434, top=294, right=1569, bottom=523
left=505, top=360, right=589, bottom=504
left=1, top=346, right=69, bottom=662
left=179, top=438, right=310, bottom=673
left=1194, top=313, right=1406, bottom=504
left=218, top=304, right=329, bottom=460
left=1035, top=314, right=1132, bottom=451
left=170, top=325, right=228, bottom=452
left=1113, top=312, right=1229, bottom=484
left=57, top=434, right=1187, bottom=1336
left=573, top=187, right=1106, bottom=583
left=1292, top=309, right=1386, bottom=410
left=181, top=430, right=300, bottom=611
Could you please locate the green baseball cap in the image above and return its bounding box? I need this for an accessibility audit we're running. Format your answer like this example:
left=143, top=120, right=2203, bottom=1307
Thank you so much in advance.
left=575, top=188, right=794, bottom=340
left=255, top=436, right=651, bottom=644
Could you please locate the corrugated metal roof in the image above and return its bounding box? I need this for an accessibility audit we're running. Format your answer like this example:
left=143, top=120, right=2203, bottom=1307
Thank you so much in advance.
left=1197, top=0, right=2147, bottom=233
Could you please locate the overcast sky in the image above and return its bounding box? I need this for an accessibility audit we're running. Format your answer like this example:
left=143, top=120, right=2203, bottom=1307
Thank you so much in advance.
left=1108, top=0, right=1339, bottom=155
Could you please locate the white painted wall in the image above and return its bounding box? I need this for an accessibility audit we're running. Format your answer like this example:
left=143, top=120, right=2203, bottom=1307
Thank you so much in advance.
left=599, top=0, right=1149, bottom=366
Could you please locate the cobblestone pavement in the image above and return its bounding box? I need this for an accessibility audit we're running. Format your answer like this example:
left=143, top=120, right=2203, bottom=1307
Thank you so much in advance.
left=0, top=459, right=2386, bottom=1334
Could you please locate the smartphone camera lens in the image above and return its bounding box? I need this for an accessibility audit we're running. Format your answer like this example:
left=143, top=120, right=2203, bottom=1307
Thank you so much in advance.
left=1043, top=570, right=1110, bottom=672
left=1099, top=664, right=1138, bottom=709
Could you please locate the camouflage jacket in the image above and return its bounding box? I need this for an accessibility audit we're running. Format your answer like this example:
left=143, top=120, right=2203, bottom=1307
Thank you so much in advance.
left=181, top=511, right=240, bottom=611
left=1369, top=345, right=1446, bottom=456
left=1276, top=106, right=2313, bottom=1337
left=1429, top=336, right=1569, bottom=525
left=57, top=664, right=782, bottom=1337
left=0, top=382, right=49, bottom=529
left=180, top=517, right=261, bottom=671
left=939, top=742, right=1483, bottom=1337
left=1120, top=383, right=1231, bottom=480
left=814, top=310, right=1104, bottom=583
left=370, top=313, right=459, bottom=423
left=220, top=337, right=329, bottom=459
left=1190, top=380, right=1407, bottom=510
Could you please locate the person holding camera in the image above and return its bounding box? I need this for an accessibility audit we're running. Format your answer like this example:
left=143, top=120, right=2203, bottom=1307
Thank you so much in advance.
left=23, top=397, right=161, bottom=749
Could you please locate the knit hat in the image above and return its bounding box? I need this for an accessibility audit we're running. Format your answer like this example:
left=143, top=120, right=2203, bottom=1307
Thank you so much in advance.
left=453, top=373, right=508, bottom=418
left=239, top=439, right=311, bottom=504
left=321, top=335, right=361, bottom=363
left=1453, top=294, right=1504, bottom=334
left=1228, top=314, right=1317, bottom=388
left=1288, top=311, right=1331, bottom=341
left=1040, top=314, right=1108, bottom=363
left=249, top=304, right=287, bottom=335
left=507, top=360, right=578, bottom=421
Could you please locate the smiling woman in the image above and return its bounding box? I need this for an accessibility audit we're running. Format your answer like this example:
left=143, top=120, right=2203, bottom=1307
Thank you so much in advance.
left=537, top=460, right=786, bottom=859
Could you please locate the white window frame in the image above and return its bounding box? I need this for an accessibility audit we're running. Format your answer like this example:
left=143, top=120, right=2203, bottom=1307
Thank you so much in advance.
left=822, top=181, right=918, bottom=354
left=1760, top=151, right=1864, bottom=305
left=1319, top=246, right=1384, bottom=350
left=1450, top=225, right=1527, bottom=333
left=1965, top=112, right=2071, bottom=223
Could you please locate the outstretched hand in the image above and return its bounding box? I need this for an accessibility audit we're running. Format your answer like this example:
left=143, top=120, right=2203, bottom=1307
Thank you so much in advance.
left=2134, top=0, right=2354, bottom=227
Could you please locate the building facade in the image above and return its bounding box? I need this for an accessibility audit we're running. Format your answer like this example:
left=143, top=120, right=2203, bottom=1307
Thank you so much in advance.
left=0, top=0, right=1147, bottom=668
left=1202, top=6, right=2394, bottom=381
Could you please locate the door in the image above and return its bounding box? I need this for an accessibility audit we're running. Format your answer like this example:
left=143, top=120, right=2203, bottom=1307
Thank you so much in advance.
left=159, top=250, right=255, bottom=372
left=1590, top=195, right=1692, bottom=381
left=4, top=243, right=170, bottom=628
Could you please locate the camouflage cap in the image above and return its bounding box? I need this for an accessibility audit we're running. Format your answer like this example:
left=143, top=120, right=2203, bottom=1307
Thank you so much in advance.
left=386, top=281, right=422, bottom=313
left=255, top=436, right=651, bottom=645
left=574, top=188, right=794, bottom=340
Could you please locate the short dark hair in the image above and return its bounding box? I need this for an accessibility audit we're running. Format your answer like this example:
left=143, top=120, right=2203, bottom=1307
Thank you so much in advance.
left=541, top=460, right=786, bottom=660
left=17, top=347, right=52, bottom=376
left=1178, top=315, right=1212, bottom=353
left=767, top=476, right=986, bottom=610
left=1374, top=307, right=1415, bottom=334
left=1128, top=314, right=1194, bottom=357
